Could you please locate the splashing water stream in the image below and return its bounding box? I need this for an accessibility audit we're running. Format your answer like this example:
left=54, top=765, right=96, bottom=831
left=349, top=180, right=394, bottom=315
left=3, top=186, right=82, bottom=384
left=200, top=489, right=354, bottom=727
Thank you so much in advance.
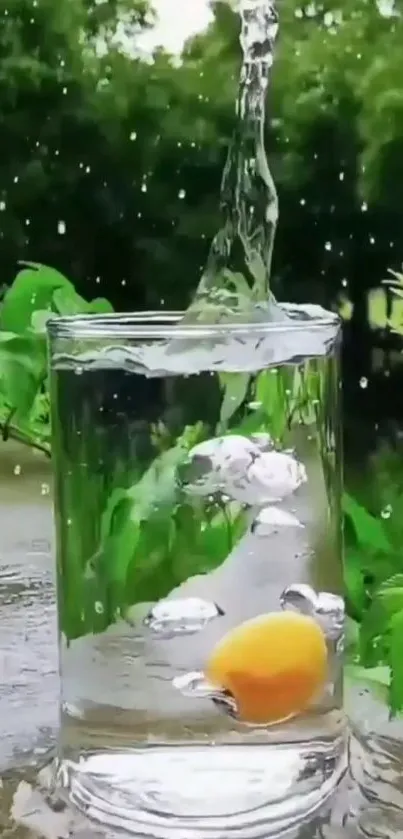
left=184, top=0, right=283, bottom=324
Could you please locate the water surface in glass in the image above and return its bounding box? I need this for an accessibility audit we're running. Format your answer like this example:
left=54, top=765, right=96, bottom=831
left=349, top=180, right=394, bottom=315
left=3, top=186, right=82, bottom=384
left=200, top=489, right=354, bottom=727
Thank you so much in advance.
left=48, top=310, right=346, bottom=838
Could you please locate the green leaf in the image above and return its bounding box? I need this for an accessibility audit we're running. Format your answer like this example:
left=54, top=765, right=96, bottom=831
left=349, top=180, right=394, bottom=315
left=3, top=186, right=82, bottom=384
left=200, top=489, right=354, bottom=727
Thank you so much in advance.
left=52, top=287, right=89, bottom=315
left=255, top=370, right=287, bottom=441
left=343, top=493, right=391, bottom=554
left=389, top=609, right=403, bottom=715
left=359, top=574, right=403, bottom=668
left=0, top=263, right=75, bottom=333
left=0, top=334, right=46, bottom=419
left=345, top=549, right=369, bottom=620
left=219, top=372, right=250, bottom=426
left=88, top=297, right=114, bottom=314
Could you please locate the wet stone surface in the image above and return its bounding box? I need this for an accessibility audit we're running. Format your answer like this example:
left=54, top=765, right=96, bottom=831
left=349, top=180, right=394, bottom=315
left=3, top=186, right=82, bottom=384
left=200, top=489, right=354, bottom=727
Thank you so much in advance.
left=0, top=449, right=401, bottom=837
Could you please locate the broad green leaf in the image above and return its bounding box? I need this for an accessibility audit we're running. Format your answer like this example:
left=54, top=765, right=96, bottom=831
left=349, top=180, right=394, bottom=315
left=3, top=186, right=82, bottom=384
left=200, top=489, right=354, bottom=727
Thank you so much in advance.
left=31, top=310, right=53, bottom=333
left=0, top=263, right=75, bottom=333
left=0, top=334, right=46, bottom=419
left=359, top=575, right=403, bottom=668
left=219, top=372, right=250, bottom=426
left=388, top=609, right=403, bottom=715
left=345, top=549, right=369, bottom=620
left=88, top=297, right=114, bottom=314
left=52, top=287, right=89, bottom=315
left=255, top=370, right=287, bottom=440
left=343, top=493, right=391, bottom=554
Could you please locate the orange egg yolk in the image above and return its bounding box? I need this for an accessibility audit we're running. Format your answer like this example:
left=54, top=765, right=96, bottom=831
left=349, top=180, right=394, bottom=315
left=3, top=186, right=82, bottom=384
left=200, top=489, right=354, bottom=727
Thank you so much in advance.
left=205, top=611, right=328, bottom=725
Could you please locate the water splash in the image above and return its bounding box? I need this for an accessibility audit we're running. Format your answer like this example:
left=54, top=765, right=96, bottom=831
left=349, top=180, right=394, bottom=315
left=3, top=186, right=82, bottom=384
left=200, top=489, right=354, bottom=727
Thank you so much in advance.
left=185, top=0, right=281, bottom=323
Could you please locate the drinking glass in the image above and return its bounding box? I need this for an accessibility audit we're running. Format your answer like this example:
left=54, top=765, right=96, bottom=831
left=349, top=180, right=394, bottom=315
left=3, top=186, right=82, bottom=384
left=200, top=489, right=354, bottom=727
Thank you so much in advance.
left=47, top=307, right=346, bottom=838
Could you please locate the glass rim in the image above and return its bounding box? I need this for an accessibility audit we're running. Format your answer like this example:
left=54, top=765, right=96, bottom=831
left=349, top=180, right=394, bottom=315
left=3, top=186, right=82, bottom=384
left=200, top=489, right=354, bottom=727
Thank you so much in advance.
left=46, top=307, right=340, bottom=340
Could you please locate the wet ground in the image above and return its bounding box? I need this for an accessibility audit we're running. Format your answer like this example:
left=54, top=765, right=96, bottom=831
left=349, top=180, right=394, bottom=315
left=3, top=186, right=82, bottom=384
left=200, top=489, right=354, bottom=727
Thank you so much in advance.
left=0, top=442, right=401, bottom=838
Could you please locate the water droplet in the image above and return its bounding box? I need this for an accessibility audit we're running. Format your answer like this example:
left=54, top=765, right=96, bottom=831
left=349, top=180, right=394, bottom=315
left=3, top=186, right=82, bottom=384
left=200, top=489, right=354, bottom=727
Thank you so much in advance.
left=324, top=241, right=332, bottom=251
left=57, top=220, right=66, bottom=235
left=359, top=376, right=368, bottom=389
left=41, top=483, right=50, bottom=496
left=141, top=183, right=147, bottom=193
left=13, top=464, right=21, bottom=476
left=252, top=505, right=303, bottom=537
left=381, top=504, right=392, bottom=520
left=130, top=131, right=137, bottom=141
left=0, top=201, right=6, bottom=211
left=143, top=597, right=224, bottom=638
left=178, top=188, right=186, bottom=199
left=280, top=584, right=318, bottom=615
left=13, top=176, right=19, bottom=184
left=94, top=601, right=104, bottom=615
left=361, top=201, right=368, bottom=212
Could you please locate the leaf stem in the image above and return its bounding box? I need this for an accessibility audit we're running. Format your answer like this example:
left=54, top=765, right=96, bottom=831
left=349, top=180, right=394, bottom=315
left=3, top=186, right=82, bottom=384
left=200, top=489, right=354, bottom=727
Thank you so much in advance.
left=0, top=420, right=51, bottom=457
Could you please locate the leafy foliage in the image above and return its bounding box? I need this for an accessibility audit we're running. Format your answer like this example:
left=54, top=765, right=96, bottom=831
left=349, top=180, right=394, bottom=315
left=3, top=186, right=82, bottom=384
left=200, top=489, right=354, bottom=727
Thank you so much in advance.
left=0, top=262, right=114, bottom=456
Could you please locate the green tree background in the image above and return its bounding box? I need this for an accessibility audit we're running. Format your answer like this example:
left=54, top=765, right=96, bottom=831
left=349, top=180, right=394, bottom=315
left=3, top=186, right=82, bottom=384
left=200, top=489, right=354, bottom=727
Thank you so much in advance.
left=1, top=0, right=403, bottom=446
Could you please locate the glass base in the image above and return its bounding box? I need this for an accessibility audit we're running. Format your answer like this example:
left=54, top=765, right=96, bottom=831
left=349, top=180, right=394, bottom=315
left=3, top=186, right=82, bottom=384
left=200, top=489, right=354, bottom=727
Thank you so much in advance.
left=53, top=739, right=347, bottom=839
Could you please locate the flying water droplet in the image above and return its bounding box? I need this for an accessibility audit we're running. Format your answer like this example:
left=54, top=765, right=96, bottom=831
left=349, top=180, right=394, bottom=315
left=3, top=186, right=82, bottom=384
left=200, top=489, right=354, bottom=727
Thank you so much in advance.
left=359, top=376, right=368, bottom=389
left=143, top=597, right=224, bottom=638
left=381, top=504, right=392, bottom=520
left=251, top=505, right=303, bottom=537
left=94, top=601, right=104, bottom=615
left=57, top=220, right=66, bottom=235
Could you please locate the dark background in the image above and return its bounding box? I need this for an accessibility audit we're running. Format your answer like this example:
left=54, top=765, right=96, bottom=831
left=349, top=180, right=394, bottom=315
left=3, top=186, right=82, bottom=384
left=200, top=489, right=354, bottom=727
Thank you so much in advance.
left=1, top=0, right=403, bottom=488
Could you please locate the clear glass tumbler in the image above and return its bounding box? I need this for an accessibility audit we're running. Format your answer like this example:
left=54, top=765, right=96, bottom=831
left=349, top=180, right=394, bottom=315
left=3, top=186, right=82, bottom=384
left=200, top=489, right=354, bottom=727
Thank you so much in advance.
left=47, top=307, right=346, bottom=838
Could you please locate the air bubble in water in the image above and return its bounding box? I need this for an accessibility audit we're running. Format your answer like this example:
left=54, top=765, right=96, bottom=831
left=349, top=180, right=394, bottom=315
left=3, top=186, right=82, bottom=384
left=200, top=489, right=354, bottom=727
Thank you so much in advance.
left=228, top=450, right=307, bottom=506
left=251, top=505, right=303, bottom=537
left=314, top=592, right=344, bottom=640
left=173, top=671, right=237, bottom=715
left=178, top=435, right=260, bottom=497
left=280, top=583, right=318, bottom=615
left=381, top=504, right=392, bottom=520
left=143, top=597, right=224, bottom=638
left=280, top=585, right=344, bottom=640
